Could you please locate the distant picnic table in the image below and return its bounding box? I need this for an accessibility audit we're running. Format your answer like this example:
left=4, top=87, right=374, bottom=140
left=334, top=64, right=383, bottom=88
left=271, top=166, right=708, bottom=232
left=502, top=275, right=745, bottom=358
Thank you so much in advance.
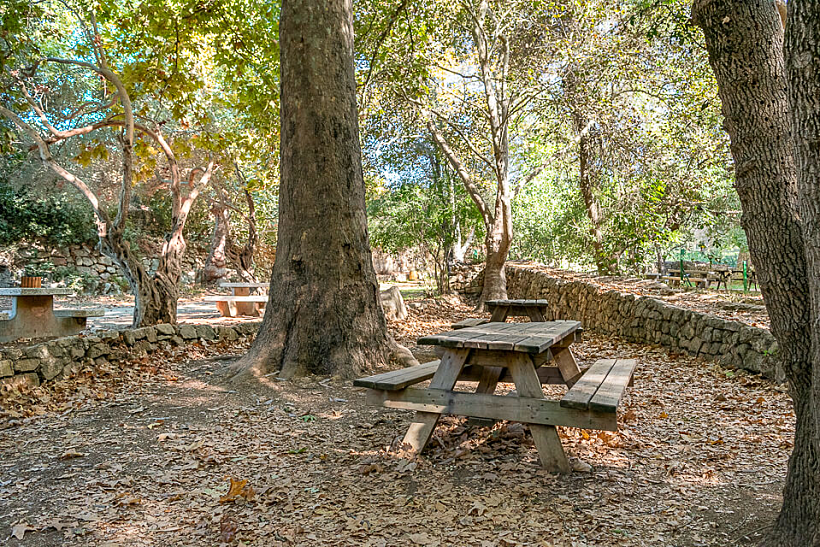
left=356, top=320, right=636, bottom=473
left=0, top=287, right=103, bottom=343
left=205, top=282, right=268, bottom=318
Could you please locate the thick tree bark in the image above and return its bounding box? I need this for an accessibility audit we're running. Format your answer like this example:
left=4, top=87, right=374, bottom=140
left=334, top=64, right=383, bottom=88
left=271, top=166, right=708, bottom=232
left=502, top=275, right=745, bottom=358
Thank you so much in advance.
left=784, top=0, right=820, bottom=472
left=693, top=1, right=819, bottom=544
left=200, top=202, right=230, bottom=284
left=231, top=0, right=394, bottom=380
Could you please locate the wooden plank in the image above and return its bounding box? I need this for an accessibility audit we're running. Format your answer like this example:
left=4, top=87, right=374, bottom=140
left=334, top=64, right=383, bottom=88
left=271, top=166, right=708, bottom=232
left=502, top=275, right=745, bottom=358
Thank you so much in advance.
left=589, top=359, right=637, bottom=413
left=402, top=349, right=470, bottom=453
left=560, top=359, right=616, bottom=410
left=367, top=388, right=616, bottom=431
left=507, top=353, right=571, bottom=472
left=526, top=307, right=546, bottom=322
left=451, top=318, right=490, bottom=330
left=489, top=304, right=509, bottom=322
left=552, top=347, right=582, bottom=387
left=353, top=360, right=441, bottom=390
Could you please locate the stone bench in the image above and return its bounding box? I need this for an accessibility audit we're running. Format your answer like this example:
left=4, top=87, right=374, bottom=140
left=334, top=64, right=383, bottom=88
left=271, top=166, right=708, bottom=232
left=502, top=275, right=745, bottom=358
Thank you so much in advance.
left=204, top=295, right=268, bottom=318
left=53, top=308, right=105, bottom=319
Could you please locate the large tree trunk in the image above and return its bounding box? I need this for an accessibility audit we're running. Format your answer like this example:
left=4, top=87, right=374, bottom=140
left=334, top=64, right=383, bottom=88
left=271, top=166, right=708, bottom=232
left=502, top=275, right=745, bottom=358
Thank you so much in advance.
left=693, top=1, right=819, bottom=544
left=231, top=0, right=394, bottom=380
left=200, top=202, right=230, bottom=284
left=785, top=0, right=820, bottom=471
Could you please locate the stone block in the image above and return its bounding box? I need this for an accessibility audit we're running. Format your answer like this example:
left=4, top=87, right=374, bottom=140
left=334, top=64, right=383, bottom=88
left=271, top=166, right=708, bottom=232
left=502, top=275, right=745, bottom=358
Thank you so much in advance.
left=0, top=360, right=13, bottom=377
left=195, top=325, right=216, bottom=341
left=170, top=335, right=184, bottom=346
left=40, top=357, right=65, bottom=380
left=155, top=323, right=176, bottom=336
left=14, top=359, right=40, bottom=372
left=86, top=343, right=110, bottom=359
left=24, top=345, right=51, bottom=360
left=179, top=325, right=199, bottom=340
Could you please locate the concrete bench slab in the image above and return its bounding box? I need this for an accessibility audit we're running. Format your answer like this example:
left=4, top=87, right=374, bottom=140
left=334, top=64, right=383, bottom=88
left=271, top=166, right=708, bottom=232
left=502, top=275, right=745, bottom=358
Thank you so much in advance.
left=53, top=308, right=105, bottom=318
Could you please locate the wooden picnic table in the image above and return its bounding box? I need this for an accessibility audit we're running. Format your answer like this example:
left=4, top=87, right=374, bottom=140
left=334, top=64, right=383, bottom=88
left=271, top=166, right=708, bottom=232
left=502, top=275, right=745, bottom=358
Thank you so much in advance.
left=485, top=299, right=549, bottom=322
left=0, top=288, right=103, bottom=342
left=452, top=299, right=550, bottom=330
left=357, top=321, right=636, bottom=473
left=205, top=282, right=269, bottom=317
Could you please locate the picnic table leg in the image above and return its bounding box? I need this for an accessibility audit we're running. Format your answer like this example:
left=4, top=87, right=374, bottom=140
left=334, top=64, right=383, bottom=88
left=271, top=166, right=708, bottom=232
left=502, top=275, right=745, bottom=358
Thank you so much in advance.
left=402, top=348, right=469, bottom=453
left=525, top=308, right=546, bottom=322
left=507, top=353, right=571, bottom=473
left=467, top=365, right=504, bottom=427
left=553, top=347, right=582, bottom=387
left=489, top=305, right=509, bottom=322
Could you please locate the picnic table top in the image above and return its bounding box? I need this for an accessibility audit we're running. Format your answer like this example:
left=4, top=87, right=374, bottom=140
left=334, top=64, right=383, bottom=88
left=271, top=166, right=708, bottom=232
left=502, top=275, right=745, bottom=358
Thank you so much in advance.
left=0, top=288, right=73, bottom=296
left=417, top=320, right=581, bottom=354
left=485, top=299, right=549, bottom=307
left=218, top=282, right=268, bottom=288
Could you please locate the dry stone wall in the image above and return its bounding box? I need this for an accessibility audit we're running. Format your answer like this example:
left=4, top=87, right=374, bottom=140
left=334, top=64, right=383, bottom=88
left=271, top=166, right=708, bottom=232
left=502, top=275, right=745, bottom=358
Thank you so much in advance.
left=503, top=267, right=781, bottom=381
left=0, top=322, right=260, bottom=389
left=451, top=265, right=781, bottom=381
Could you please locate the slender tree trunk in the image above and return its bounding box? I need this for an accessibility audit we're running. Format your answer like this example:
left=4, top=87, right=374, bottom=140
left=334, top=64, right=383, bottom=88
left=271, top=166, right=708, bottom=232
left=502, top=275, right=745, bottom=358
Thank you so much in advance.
left=200, top=202, right=230, bottom=284
left=480, top=220, right=510, bottom=304
left=572, top=112, right=613, bottom=275
left=693, top=1, right=819, bottom=544
left=784, top=0, right=820, bottom=473
left=231, top=0, right=394, bottom=380
left=226, top=190, right=260, bottom=284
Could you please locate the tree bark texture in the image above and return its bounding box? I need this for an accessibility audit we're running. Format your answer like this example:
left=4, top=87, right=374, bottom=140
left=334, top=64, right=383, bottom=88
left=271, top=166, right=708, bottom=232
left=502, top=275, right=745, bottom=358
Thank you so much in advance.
left=200, top=202, right=230, bottom=284
left=232, top=0, right=393, bottom=380
left=693, top=1, right=819, bottom=544
left=225, top=190, right=260, bottom=284
left=784, top=0, right=820, bottom=475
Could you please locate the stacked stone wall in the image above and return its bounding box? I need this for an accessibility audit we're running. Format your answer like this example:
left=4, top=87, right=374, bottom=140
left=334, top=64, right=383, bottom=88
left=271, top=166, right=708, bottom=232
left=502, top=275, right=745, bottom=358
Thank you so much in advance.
left=0, top=321, right=260, bottom=389
left=451, top=265, right=781, bottom=381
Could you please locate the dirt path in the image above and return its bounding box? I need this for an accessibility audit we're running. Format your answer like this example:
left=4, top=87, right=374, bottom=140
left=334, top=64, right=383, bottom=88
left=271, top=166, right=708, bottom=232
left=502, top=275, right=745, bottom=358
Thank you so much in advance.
left=0, top=302, right=792, bottom=546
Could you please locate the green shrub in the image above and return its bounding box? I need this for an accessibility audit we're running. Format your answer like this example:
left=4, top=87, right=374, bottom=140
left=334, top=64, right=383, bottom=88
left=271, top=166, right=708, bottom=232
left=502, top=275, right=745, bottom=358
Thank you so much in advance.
left=0, top=180, right=96, bottom=246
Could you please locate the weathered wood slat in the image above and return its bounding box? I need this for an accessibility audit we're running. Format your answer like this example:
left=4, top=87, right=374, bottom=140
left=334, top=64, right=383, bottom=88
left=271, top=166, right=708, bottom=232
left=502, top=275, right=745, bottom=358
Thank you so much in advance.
left=589, top=359, right=637, bottom=413
left=366, top=387, right=617, bottom=431
left=402, top=349, right=470, bottom=452
left=451, top=318, right=490, bottom=329
left=507, top=353, right=572, bottom=472
left=560, top=359, right=616, bottom=410
left=353, top=360, right=441, bottom=390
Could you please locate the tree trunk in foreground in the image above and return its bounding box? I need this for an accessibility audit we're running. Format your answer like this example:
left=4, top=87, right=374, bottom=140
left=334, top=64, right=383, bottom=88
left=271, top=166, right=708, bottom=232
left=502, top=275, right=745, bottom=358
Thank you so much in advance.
left=785, top=0, right=820, bottom=474
left=480, top=221, right=511, bottom=305
left=693, top=1, right=819, bottom=544
left=232, top=0, right=393, bottom=380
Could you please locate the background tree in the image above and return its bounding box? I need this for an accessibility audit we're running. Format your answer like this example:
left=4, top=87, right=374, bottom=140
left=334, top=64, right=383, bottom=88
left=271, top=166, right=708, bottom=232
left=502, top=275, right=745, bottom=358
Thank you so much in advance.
left=232, top=0, right=396, bottom=380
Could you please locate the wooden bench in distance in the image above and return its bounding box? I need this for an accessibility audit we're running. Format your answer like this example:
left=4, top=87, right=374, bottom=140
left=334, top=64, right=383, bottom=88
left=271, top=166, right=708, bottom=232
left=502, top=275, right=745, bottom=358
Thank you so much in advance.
left=451, top=318, right=490, bottom=330
left=560, top=359, right=637, bottom=413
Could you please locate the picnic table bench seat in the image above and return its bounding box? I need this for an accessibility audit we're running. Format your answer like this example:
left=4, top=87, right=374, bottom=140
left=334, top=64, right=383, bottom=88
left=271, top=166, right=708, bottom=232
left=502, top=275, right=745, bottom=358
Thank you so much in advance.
left=561, top=359, right=637, bottom=412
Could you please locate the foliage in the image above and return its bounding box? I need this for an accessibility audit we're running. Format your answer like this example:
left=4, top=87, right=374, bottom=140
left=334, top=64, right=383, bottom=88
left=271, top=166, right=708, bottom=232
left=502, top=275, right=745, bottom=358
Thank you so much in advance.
left=0, top=177, right=95, bottom=246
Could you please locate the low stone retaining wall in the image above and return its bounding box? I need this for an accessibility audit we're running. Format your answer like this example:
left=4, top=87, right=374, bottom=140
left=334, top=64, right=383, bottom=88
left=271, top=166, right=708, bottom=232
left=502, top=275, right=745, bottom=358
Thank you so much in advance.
left=0, top=322, right=261, bottom=389
left=503, top=267, right=782, bottom=381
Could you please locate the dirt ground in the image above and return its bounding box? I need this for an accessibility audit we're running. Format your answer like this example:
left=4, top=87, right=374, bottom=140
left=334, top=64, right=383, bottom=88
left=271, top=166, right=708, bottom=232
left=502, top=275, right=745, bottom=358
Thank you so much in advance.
left=0, top=298, right=793, bottom=546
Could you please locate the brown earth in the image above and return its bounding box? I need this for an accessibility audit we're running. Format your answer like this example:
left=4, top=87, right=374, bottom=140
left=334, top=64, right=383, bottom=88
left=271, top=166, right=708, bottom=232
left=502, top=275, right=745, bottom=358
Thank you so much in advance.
left=0, top=296, right=792, bottom=546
